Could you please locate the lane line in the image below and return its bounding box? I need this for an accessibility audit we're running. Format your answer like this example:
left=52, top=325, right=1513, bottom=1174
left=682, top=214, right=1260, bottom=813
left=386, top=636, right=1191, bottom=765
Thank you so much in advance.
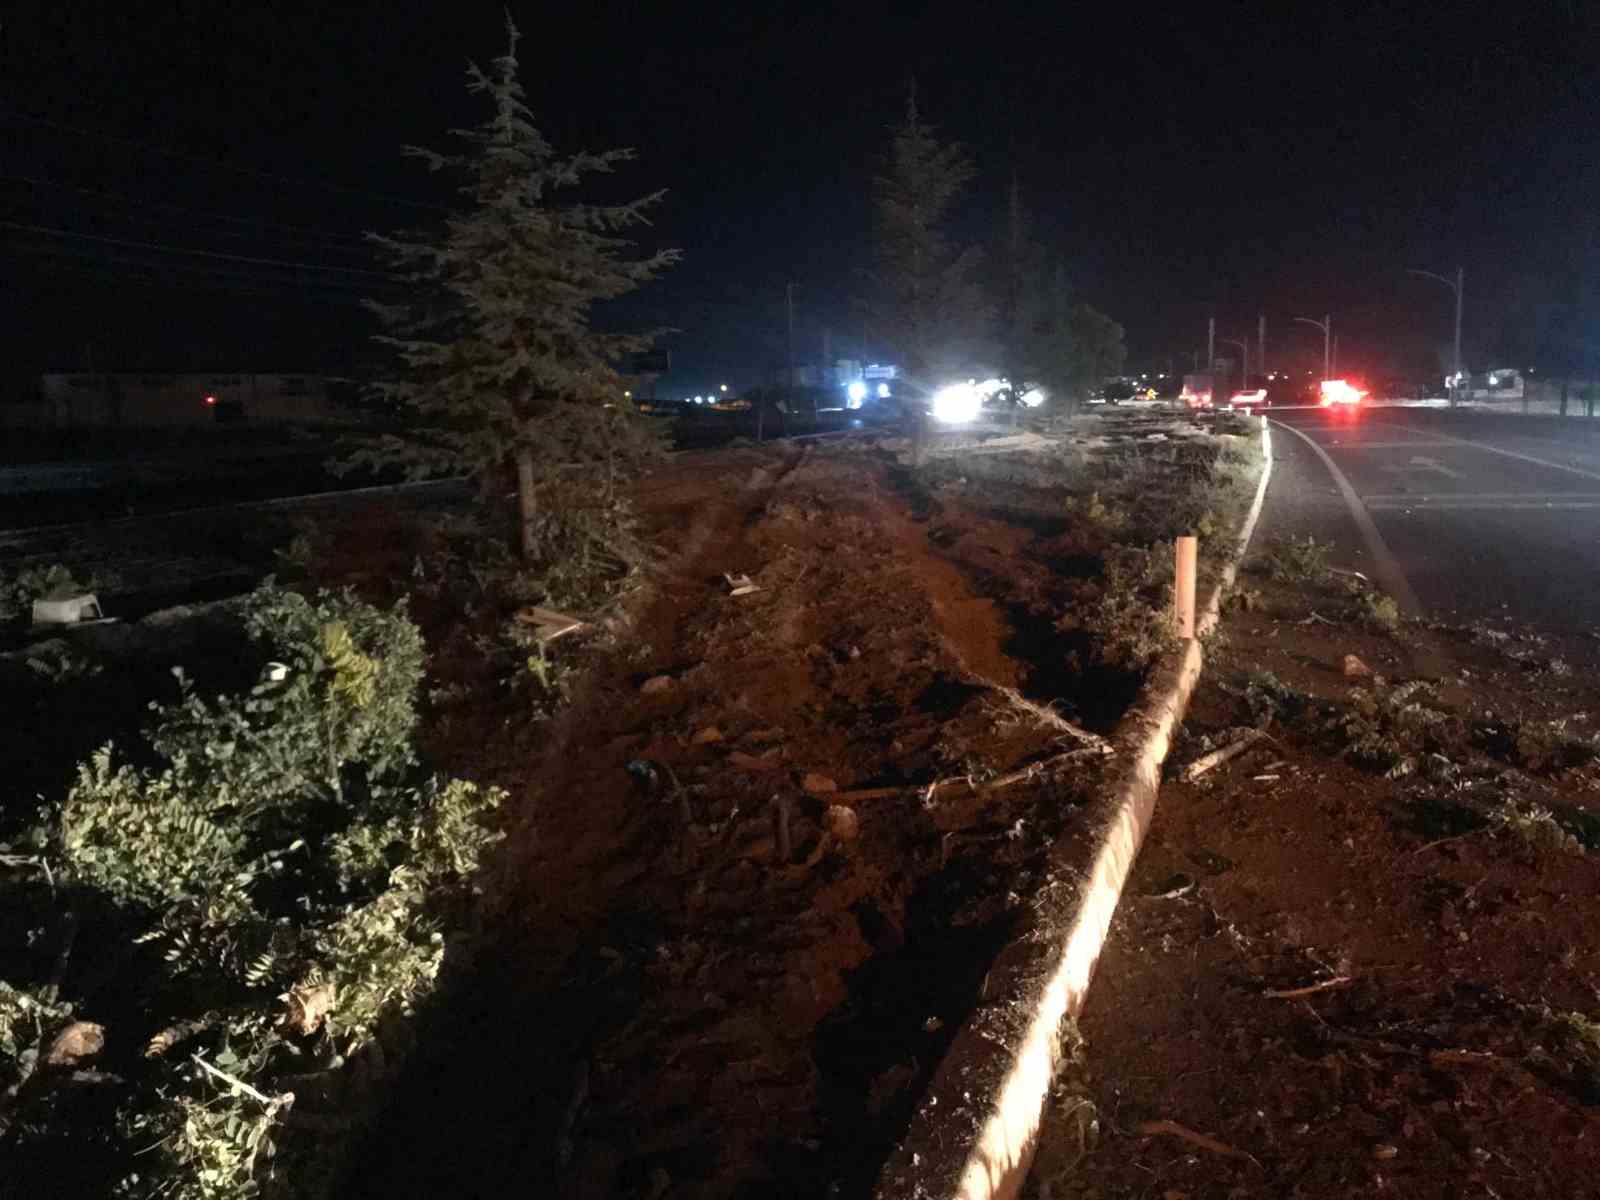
left=1361, top=491, right=1600, bottom=503
left=1366, top=419, right=1600, bottom=484
left=1320, top=440, right=1465, bottom=450
left=1366, top=500, right=1600, bottom=512
left=1270, top=418, right=1424, bottom=616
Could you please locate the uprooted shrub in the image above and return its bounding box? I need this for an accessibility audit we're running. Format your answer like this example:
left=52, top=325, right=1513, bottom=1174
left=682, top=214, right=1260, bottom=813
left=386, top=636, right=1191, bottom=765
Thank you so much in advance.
left=1057, top=543, right=1175, bottom=671
left=0, top=582, right=503, bottom=1199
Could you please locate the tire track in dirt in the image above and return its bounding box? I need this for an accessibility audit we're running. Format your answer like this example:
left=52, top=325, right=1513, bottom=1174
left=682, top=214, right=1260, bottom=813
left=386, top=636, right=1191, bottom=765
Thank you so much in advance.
left=352, top=442, right=1108, bottom=1200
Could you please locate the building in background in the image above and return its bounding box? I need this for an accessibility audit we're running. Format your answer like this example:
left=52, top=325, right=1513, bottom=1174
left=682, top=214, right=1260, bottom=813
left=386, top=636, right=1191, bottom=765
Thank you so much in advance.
left=2, top=372, right=353, bottom=428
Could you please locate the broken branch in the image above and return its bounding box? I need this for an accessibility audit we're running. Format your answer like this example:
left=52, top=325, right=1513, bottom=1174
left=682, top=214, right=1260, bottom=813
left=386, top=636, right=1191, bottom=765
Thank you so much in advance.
left=1182, top=728, right=1272, bottom=782
left=1263, top=975, right=1352, bottom=999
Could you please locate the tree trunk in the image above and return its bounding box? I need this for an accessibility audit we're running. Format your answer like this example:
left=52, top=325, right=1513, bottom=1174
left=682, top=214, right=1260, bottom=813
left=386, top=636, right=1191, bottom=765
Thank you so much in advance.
left=516, top=448, right=537, bottom=561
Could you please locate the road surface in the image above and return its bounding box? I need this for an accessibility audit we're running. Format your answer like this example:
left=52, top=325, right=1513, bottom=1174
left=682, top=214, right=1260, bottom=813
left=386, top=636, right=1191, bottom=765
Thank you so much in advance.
left=1265, top=405, right=1600, bottom=629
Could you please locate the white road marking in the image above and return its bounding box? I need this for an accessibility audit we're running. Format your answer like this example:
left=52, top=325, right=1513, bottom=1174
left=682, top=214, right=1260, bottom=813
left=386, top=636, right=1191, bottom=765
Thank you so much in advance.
left=1325, top=440, right=1463, bottom=449
left=1361, top=491, right=1600, bottom=503
left=1269, top=419, right=1423, bottom=616
left=1366, top=419, right=1600, bottom=484
left=1365, top=498, right=1600, bottom=512
left=1410, top=456, right=1462, bottom=479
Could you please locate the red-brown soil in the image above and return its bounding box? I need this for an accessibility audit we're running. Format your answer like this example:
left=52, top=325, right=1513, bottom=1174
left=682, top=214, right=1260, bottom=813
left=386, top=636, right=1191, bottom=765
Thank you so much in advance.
left=328, top=434, right=1166, bottom=1199
left=1030, top=564, right=1600, bottom=1199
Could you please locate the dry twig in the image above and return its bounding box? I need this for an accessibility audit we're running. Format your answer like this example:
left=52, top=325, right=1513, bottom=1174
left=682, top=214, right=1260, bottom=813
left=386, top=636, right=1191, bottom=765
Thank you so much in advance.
left=1136, top=1119, right=1261, bottom=1168
left=1264, top=975, right=1352, bottom=999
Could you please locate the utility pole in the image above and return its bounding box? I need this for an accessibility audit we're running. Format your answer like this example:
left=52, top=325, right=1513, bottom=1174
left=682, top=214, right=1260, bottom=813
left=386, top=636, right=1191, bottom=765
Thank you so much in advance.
left=1294, top=314, right=1331, bottom=381
left=1408, top=266, right=1464, bottom=406
left=1218, top=337, right=1249, bottom=394
left=786, top=281, right=796, bottom=394
left=1207, top=316, right=1215, bottom=371
left=1332, top=334, right=1339, bottom=377
left=1258, top=312, right=1266, bottom=379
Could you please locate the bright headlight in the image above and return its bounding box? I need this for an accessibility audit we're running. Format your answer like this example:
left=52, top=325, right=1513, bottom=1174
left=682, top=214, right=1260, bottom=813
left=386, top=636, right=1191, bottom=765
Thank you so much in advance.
left=846, top=380, right=868, bottom=404
left=931, top=382, right=981, bottom=424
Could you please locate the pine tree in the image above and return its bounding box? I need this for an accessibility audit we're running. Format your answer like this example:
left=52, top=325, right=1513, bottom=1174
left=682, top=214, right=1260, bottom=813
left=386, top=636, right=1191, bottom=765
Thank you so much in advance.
left=865, top=85, right=990, bottom=381
left=351, top=17, right=679, bottom=562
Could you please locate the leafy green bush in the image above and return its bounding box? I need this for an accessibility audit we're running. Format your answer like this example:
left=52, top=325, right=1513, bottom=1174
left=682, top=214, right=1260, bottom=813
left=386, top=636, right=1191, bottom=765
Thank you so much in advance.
left=0, top=583, right=502, bottom=1199
left=1264, top=535, right=1332, bottom=584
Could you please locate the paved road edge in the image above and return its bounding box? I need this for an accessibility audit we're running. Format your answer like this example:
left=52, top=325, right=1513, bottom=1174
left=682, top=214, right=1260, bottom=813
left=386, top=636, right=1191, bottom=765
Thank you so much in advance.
left=875, top=418, right=1274, bottom=1200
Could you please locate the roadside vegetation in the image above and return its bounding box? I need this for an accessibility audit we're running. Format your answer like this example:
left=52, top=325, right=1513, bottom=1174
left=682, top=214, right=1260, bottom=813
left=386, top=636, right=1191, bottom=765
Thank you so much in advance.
left=0, top=584, right=502, bottom=1198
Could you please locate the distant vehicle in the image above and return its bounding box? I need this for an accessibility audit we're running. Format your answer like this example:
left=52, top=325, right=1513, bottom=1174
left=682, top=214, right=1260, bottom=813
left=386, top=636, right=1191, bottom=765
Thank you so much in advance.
left=1100, top=379, right=1137, bottom=405
left=1180, top=373, right=1215, bottom=409
left=1318, top=379, right=1366, bottom=407
left=1227, top=388, right=1268, bottom=411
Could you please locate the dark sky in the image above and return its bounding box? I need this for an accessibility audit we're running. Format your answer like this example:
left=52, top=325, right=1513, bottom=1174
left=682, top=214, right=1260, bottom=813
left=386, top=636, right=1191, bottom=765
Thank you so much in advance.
left=3, top=0, right=1597, bottom=389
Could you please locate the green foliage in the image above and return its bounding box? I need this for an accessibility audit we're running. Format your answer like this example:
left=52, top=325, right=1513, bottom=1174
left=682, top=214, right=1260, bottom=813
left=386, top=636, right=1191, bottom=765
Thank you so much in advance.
left=1489, top=800, right=1584, bottom=854
left=55, top=747, right=248, bottom=911
left=1357, top=587, right=1402, bottom=633
left=1059, top=543, right=1174, bottom=670
left=864, top=85, right=990, bottom=376
left=3, top=583, right=503, bottom=1199
left=344, top=16, right=678, bottom=568
left=1332, top=681, right=1455, bottom=777
left=0, top=563, right=119, bottom=624
left=1056, top=303, right=1127, bottom=405
left=1244, top=670, right=1311, bottom=727
left=26, top=641, right=104, bottom=683
left=0, top=980, right=74, bottom=1070
left=1264, top=535, right=1332, bottom=584
left=146, top=584, right=425, bottom=809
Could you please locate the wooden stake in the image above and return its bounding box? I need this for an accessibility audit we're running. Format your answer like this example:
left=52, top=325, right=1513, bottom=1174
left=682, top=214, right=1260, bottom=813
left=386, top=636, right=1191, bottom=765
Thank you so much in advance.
left=1175, top=535, right=1198, bottom=639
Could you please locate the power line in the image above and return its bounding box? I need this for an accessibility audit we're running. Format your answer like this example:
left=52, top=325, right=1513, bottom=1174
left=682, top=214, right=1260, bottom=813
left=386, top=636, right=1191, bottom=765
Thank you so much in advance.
left=0, top=221, right=404, bottom=280
left=0, top=173, right=375, bottom=252
left=16, top=243, right=396, bottom=296
left=0, top=108, right=449, bottom=213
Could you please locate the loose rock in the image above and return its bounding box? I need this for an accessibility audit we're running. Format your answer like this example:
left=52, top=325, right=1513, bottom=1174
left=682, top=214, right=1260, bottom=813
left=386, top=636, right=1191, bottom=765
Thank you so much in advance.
left=802, top=772, right=838, bottom=794
left=824, top=804, right=860, bottom=841
left=640, top=674, right=674, bottom=695
left=1342, top=654, right=1373, bottom=678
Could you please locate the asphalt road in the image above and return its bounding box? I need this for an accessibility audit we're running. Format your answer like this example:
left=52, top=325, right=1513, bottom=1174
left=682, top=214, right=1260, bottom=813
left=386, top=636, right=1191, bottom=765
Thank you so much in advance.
left=1266, top=405, right=1600, bottom=630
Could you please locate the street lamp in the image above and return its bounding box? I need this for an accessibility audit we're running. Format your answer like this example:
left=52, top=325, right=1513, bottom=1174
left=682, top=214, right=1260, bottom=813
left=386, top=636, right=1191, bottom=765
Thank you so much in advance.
left=1407, top=266, right=1464, bottom=406
left=1293, top=314, right=1332, bottom=382
left=1217, top=337, right=1249, bottom=392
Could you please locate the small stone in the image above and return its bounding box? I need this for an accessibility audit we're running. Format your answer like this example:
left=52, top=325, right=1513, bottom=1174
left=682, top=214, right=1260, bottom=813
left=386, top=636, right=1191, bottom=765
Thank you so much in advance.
left=691, top=726, right=723, bottom=745
left=729, top=749, right=784, bottom=771
left=802, top=772, right=838, bottom=794
left=640, top=674, right=673, bottom=695
left=1373, top=1143, right=1399, bottom=1160
left=1342, top=654, right=1373, bottom=678
left=824, top=804, right=860, bottom=841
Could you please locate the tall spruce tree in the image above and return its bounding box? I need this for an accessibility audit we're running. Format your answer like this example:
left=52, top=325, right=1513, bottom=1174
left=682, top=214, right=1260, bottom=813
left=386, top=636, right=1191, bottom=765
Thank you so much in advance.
left=352, top=18, right=679, bottom=562
left=865, top=85, right=990, bottom=380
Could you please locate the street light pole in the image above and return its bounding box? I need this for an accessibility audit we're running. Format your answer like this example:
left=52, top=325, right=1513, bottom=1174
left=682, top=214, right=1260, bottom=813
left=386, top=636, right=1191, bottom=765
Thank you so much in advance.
left=1258, top=312, right=1266, bottom=379
left=1294, top=314, right=1331, bottom=381
left=1408, top=266, right=1464, bottom=406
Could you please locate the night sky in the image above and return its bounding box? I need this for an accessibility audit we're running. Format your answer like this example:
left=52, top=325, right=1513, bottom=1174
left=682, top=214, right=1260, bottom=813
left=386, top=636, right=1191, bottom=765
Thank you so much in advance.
left=3, top=1, right=1597, bottom=392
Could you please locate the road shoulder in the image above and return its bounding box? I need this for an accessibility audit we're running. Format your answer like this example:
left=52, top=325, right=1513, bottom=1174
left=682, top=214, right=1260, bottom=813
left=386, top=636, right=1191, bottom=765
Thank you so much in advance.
left=1027, top=552, right=1600, bottom=1199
